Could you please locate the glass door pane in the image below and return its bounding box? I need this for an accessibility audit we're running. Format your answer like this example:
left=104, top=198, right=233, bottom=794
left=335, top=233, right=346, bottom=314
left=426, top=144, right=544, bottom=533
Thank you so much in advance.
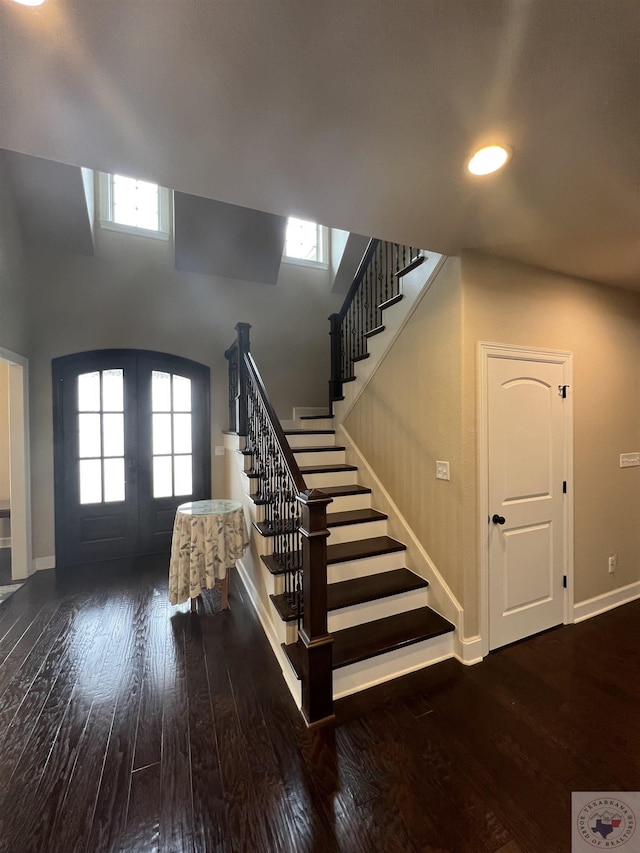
left=77, top=369, right=125, bottom=504
left=151, top=372, right=192, bottom=498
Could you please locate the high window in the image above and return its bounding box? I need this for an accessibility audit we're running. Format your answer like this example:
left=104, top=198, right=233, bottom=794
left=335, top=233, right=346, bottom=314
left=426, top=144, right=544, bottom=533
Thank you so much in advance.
left=98, top=172, right=171, bottom=240
left=283, top=217, right=328, bottom=268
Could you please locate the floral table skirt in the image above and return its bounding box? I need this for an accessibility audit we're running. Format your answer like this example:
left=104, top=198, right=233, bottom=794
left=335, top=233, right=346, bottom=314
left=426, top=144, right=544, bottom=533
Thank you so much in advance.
left=168, top=500, right=249, bottom=605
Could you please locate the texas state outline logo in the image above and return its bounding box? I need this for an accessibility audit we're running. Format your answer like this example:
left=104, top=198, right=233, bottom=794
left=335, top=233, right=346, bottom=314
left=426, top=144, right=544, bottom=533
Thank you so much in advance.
left=573, top=794, right=636, bottom=849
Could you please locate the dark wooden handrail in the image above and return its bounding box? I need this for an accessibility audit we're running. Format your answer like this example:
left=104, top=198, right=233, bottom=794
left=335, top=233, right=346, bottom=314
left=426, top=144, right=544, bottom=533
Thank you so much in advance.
left=243, top=351, right=307, bottom=493
left=337, top=238, right=379, bottom=322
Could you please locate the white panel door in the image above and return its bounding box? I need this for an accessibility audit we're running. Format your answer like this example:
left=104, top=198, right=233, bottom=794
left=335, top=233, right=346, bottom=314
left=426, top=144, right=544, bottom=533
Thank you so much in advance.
left=488, top=355, right=567, bottom=650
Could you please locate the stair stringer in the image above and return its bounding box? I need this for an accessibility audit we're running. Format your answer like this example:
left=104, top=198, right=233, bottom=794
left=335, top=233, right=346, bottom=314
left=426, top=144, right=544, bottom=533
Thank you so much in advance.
left=337, top=422, right=483, bottom=666
left=332, top=251, right=446, bottom=424
left=223, top=432, right=302, bottom=709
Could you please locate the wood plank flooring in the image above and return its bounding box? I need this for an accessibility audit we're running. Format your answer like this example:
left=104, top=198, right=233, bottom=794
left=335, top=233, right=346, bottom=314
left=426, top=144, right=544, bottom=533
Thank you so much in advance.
left=0, top=556, right=638, bottom=852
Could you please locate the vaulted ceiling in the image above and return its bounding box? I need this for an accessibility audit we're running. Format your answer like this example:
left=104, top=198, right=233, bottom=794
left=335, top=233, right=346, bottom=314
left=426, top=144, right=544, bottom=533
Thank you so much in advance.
left=1, top=0, right=638, bottom=289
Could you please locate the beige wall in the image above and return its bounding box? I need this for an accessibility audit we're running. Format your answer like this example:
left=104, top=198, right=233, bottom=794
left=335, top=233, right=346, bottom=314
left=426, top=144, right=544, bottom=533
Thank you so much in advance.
left=25, top=226, right=342, bottom=560
left=344, top=258, right=469, bottom=620
left=345, top=252, right=640, bottom=639
left=462, top=251, right=640, bottom=608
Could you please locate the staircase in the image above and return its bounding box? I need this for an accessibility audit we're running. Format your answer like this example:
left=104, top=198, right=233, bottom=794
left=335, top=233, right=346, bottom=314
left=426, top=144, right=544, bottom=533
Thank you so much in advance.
left=225, top=239, right=455, bottom=724
left=246, top=413, right=455, bottom=701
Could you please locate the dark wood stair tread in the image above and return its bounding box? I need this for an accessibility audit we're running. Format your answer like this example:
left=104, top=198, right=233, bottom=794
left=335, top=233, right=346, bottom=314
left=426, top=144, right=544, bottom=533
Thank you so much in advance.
left=283, top=606, right=454, bottom=676
left=271, top=568, right=428, bottom=623
left=284, top=429, right=336, bottom=435
left=352, top=353, right=370, bottom=363
left=327, top=508, right=387, bottom=527
left=327, top=536, right=405, bottom=564
left=292, top=445, right=346, bottom=453
left=320, top=484, right=372, bottom=498
left=332, top=607, right=454, bottom=669
left=363, top=325, right=385, bottom=339
left=299, top=414, right=334, bottom=420
left=299, top=463, right=357, bottom=474
left=260, top=535, right=404, bottom=576
left=378, top=293, right=404, bottom=311
left=254, top=519, right=298, bottom=537
left=327, top=568, right=428, bottom=611
left=261, top=553, right=301, bottom=576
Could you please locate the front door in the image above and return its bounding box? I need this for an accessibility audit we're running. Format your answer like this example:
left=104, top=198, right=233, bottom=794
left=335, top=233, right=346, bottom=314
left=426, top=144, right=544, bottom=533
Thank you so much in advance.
left=53, top=349, right=211, bottom=567
left=486, top=349, right=570, bottom=650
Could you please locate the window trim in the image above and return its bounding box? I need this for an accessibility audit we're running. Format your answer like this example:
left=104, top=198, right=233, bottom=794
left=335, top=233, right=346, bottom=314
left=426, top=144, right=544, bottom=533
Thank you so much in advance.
left=98, top=172, right=171, bottom=241
left=282, top=220, right=329, bottom=269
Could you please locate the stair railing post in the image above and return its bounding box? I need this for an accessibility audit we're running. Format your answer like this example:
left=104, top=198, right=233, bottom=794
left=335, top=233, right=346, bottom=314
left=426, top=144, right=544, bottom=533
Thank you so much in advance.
left=235, top=322, right=251, bottom=436
left=297, top=488, right=334, bottom=727
left=328, top=313, right=342, bottom=406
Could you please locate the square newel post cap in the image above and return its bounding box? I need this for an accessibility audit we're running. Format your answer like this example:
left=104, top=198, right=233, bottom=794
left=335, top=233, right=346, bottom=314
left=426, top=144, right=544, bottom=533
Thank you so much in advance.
left=297, top=489, right=332, bottom=535
left=297, top=489, right=333, bottom=508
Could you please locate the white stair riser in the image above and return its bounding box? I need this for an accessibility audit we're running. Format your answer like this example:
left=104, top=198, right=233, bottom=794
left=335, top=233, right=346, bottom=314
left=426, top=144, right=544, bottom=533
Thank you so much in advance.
left=304, top=469, right=358, bottom=488
left=292, top=418, right=334, bottom=431
left=328, top=550, right=406, bottom=583
left=250, top=531, right=276, bottom=558
left=327, top=587, right=429, bottom=632
left=326, top=493, right=372, bottom=514
left=236, top=453, right=253, bottom=472
left=327, top=519, right=388, bottom=544
left=268, top=607, right=298, bottom=645
left=293, top=449, right=345, bottom=467
left=246, top=501, right=263, bottom=525
left=286, top=433, right=336, bottom=449
left=333, top=631, right=454, bottom=700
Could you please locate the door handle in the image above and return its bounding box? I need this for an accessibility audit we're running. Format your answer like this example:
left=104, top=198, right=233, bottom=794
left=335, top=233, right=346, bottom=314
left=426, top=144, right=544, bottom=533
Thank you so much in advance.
left=492, top=514, right=506, bottom=525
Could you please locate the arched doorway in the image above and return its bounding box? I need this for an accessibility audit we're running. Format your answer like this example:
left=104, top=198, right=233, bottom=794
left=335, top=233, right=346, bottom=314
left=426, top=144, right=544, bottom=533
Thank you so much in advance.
left=53, top=349, right=211, bottom=567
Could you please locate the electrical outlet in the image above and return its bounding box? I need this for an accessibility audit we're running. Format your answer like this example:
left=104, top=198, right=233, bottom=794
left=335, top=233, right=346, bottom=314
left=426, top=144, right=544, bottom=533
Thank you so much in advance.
left=620, top=452, right=640, bottom=468
left=436, top=461, right=450, bottom=481
left=608, top=554, right=617, bottom=574
left=214, top=446, right=225, bottom=457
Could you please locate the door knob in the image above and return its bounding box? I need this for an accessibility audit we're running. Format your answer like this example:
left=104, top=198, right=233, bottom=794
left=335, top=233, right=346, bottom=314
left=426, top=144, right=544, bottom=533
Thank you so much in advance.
left=492, top=514, right=506, bottom=525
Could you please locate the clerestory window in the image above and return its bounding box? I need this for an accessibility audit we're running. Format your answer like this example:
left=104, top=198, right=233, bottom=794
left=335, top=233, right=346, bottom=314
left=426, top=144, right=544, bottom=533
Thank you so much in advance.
left=98, top=172, right=171, bottom=240
left=283, top=217, right=328, bottom=268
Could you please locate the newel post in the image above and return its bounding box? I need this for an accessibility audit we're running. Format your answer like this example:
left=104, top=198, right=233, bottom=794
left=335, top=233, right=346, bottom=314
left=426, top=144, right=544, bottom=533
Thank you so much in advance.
left=297, top=488, right=334, bottom=727
left=235, top=322, right=251, bottom=436
left=328, top=313, right=343, bottom=405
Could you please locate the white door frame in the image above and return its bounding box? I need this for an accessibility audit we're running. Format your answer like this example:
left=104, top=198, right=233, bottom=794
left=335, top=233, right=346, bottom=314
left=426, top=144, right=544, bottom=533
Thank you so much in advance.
left=0, top=347, right=32, bottom=581
left=478, top=342, right=574, bottom=657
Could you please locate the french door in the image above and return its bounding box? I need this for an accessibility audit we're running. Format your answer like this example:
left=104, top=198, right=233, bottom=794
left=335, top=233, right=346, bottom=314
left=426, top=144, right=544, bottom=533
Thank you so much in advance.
left=53, top=350, right=210, bottom=567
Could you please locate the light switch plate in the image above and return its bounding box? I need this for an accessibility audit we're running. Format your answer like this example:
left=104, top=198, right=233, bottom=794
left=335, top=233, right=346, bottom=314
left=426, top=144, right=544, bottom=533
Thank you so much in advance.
left=214, top=446, right=225, bottom=457
left=620, top=452, right=640, bottom=468
left=436, top=461, right=450, bottom=480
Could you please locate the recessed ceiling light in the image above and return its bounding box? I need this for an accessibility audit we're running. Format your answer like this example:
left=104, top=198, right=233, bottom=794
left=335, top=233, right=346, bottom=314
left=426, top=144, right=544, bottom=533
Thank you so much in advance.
left=11, top=0, right=47, bottom=5
left=467, top=145, right=511, bottom=176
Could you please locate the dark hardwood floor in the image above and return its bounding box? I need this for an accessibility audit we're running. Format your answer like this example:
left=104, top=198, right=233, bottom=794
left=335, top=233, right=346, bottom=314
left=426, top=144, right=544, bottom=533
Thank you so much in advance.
left=0, top=557, right=638, bottom=853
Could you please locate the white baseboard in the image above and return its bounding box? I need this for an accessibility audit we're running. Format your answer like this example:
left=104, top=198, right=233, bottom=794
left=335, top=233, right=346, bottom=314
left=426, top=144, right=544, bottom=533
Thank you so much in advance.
left=235, top=556, right=302, bottom=708
left=573, top=581, right=640, bottom=623
left=454, top=634, right=483, bottom=665
left=0, top=538, right=11, bottom=548
left=33, top=556, right=55, bottom=572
